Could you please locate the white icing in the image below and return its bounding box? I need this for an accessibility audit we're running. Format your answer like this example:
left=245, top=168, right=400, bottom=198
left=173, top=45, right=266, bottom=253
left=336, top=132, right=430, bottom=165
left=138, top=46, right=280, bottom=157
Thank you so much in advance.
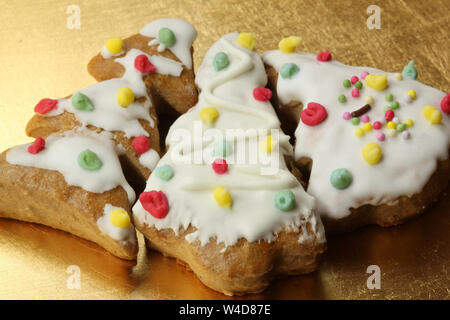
left=139, top=148, right=160, bottom=171
left=97, top=204, right=137, bottom=244
left=133, top=34, right=325, bottom=247
left=140, top=18, right=197, bottom=69
left=262, top=50, right=450, bottom=219
left=101, top=46, right=125, bottom=59
left=6, top=129, right=135, bottom=203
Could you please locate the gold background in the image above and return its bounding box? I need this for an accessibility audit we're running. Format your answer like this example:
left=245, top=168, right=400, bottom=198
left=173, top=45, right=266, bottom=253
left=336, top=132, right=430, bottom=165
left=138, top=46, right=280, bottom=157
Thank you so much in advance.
left=0, top=0, right=449, bottom=299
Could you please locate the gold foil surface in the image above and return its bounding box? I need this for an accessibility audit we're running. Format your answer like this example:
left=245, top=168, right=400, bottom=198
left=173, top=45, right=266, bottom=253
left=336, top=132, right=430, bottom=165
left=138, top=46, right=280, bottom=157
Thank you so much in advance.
left=0, top=0, right=449, bottom=299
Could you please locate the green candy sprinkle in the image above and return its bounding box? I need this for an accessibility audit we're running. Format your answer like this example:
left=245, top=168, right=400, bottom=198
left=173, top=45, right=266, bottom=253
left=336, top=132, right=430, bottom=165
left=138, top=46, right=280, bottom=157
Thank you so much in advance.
left=338, top=94, right=346, bottom=103
left=354, top=81, right=363, bottom=89
left=343, top=79, right=351, bottom=88
left=274, top=190, right=296, bottom=212
left=330, top=168, right=353, bottom=190
left=72, top=92, right=94, bottom=111
left=385, top=93, right=394, bottom=102
left=391, top=101, right=400, bottom=109
left=213, top=52, right=229, bottom=71
left=396, top=123, right=407, bottom=132
left=77, top=149, right=103, bottom=171
left=351, top=117, right=360, bottom=125
left=154, top=164, right=174, bottom=181
left=280, top=63, right=300, bottom=79
left=158, top=27, right=176, bottom=47
left=402, top=60, right=418, bottom=80
left=212, top=140, right=233, bottom=158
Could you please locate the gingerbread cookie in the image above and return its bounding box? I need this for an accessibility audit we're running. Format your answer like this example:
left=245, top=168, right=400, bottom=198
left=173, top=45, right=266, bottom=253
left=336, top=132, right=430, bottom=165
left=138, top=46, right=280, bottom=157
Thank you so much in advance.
left=0, top=129, right=138, bottom=260
left=26, top=18, right=198, bottom=192
left=132, top=33, right=326, bottom=295
left=263, top=42, right=450, bottom=233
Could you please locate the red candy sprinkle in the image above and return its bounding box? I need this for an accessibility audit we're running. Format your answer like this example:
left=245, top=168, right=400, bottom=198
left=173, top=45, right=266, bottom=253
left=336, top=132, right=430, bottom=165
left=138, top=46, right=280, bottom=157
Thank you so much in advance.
left=350, top=76, right=359, bottom=84
left=253, top=87, right=272, bottom=101
left=212, top=158, right=228, bottom=174
left=34, top=98, right=58, bottom=115
left=300, top=102, right=328, bottom=126
left=139, top=191, right=169, bottom=219
left=351, top=88, right=360, bottom=97
left=132, top=136, right=150, bottom=155
left=316, top=50, right=332, bottom=62
left=28, top=137, right=45, bottom=154
left=385, top=110, right=395, bottom=121
left=373, top=121, right=382, bottom=130
left=440, top=93, right=450, bottom=114
left=134, top=54, right=156, bottom=74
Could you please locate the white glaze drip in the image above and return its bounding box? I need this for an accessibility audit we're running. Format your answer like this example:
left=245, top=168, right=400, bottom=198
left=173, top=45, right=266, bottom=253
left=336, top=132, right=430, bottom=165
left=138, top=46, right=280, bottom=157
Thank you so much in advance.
left=6, top=129, right=135, bottom=203
left=262, top=50, right=450, bottom=219
left=97, top=204, right=137, bottom=244
left=133, top=34, right=325, bottom=247
left=140, top=18, right=197, bottom=69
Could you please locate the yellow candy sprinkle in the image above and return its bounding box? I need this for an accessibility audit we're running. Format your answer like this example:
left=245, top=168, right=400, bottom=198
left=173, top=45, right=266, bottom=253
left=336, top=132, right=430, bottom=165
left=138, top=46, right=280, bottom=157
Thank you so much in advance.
left=109, top=209, right=131, bottom=229
left=200, top=107, right=219, bottom=125
left=364, top=95, right=374, bottom=105
left=362, top=143, right=382, bottom=165
left=405, top=118, right=414, bottom=127
left=259, top=136, right=276, bottom=153
left=363, top=123, right=372, bottom=131
left=355, top=128, right=365, bottom=137
left=407, top=89, right=416, bottom=99
left=394, top=73, right=403, bottom=80
left=387, top=121, right=396, bottom=129
left=214, top=186, right=232, bottom=209
left=117, top=87, right=135, bottom=107
left=365, top=74, right=388, bottom=91
left=422, top=105, right=435, bottom=119
left=278, top=36, right=302, bottom=53
left=430, top=109, right=442, bottom=124
left=105, top=37, right=124, bottom=54
left=423, top=105, right=442, bottom=124
left=237, top=32, right=255, bottom=50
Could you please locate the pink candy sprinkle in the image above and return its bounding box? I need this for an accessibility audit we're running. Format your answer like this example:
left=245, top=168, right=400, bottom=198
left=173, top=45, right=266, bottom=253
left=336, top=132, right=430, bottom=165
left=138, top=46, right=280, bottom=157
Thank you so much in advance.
left=385, top=110, right=395, bottom=121
left=350, top=76, right=359, bottom=84
left=351, top=88, right=360, bottom=97
left=342, top=112, right=351, bottom=120
left=402, top=131, right=411, bottom=140
left=373, top=121, right=382, bottom=130
left=360, top=115, right=370, bottom=123
left=360, top=71, right=369, bottom=79
left=376, top=132, right=385, bottom=141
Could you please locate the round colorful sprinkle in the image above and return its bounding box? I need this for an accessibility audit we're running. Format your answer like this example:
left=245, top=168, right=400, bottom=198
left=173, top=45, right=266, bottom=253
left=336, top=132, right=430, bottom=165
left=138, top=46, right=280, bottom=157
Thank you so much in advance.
left=376, top=132, right=385, bottom=141
left=253, top=87, right=272, bottom=101
left=362, top=143, right=382, bottom=165
left=132, top=136, right=150, bottom=155
left=278, top=36, right=302, bottom=53
left=77, top=149, right=103, bottom=171
left=280, top=63, right=300, bottom=79
left=214, top=186, right=232, bottom=209
left=213, top=52, right=230, bottom=71
left=154, top=164, right=174, bottom=181
left=212, top=158, right=228, bottom=175
left=330, top=168, right=353, bottom=190
left=343, top=79, right=351, bottom=88
left=158, top=28, right=176, bottom=47
left=237, top=32, right=255, bottom=50
left=300, top=102, right=327, bottom=126
left=72, top=92, right=94, bottom=111
left=140, top=190, right=169, bottom=219
left=274, top=190, right=296, bottom=211
left=342, top=112, right=351, bottom=120
left=117, top=87, right=135, bottom=107
left=134, top=54, right=156, bottom=73
left=28, top=137, right=45, bottom=154
left=105, top=37, right=123, bottom=54
left=34, top=98, right=58, bottom=115
left=110, top=209, right=131, bottom=229
left=316, top=50, right=332, bottom=62
left=200, top=107, right=219, bottom=125
left=338, top=94, right=346, bottom=103
left=351, top=117, right=360, bottom=125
